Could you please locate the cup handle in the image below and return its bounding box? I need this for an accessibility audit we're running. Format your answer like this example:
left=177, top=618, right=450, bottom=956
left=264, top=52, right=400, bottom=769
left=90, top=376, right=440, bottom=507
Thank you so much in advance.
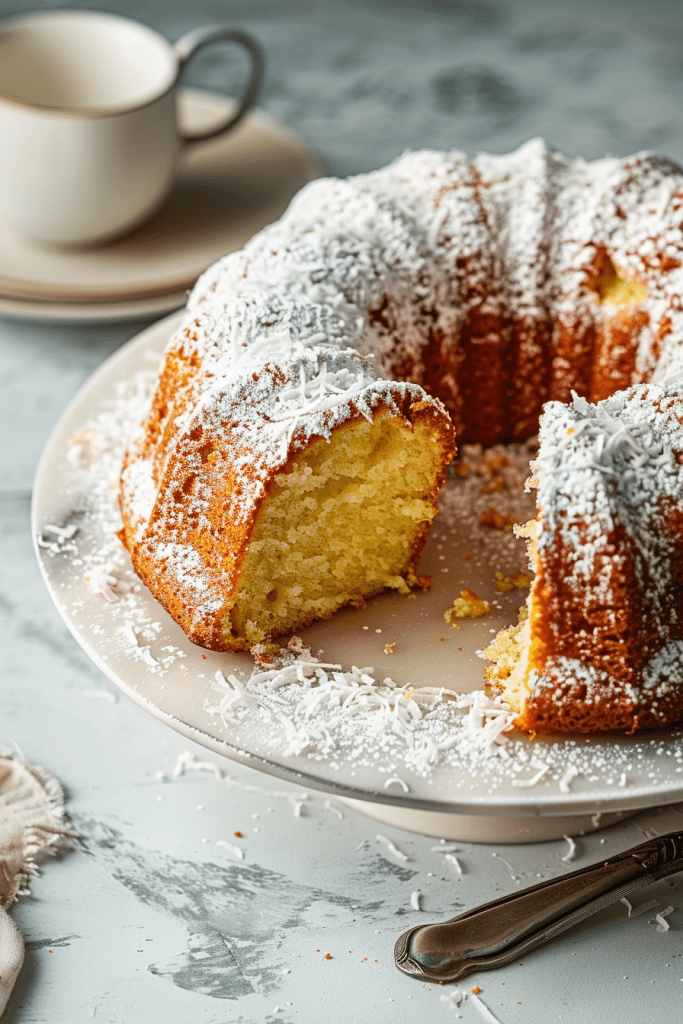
left=173, top=27, right=264, bottom=146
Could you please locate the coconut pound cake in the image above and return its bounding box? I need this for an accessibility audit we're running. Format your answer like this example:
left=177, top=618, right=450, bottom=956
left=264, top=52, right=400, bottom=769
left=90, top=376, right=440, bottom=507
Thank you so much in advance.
left=120, top=139, right=683, bottom=732
left=486, top=383, right=683, bottom=732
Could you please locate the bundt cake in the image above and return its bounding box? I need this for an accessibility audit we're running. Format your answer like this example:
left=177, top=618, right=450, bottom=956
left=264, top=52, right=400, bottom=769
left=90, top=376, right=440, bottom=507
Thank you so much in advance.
left=485, top=382, right=683, bottom=732
left=119, top=138, right=683, bottom=730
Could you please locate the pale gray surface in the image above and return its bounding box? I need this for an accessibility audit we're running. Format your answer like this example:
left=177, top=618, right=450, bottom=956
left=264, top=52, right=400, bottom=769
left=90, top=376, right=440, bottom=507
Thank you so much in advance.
left=2, top=1, right=683, bottom=1022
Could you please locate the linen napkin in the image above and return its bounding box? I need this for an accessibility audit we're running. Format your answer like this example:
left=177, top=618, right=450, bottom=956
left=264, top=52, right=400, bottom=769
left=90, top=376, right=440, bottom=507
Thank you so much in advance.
left=0, top=750, right=76, bottom=1017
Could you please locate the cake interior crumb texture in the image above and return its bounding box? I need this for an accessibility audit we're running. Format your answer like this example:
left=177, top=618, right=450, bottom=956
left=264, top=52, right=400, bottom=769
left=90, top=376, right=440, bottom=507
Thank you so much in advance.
left=484, top=523, right=537, bottom=720
left=224, top=408, right=442, bottom=647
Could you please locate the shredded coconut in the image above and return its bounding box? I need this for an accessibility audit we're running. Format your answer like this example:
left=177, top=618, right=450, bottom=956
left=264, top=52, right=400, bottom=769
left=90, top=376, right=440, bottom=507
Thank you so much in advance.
left=216, top=839, right=244, bottom=861
left=511, top=762, right=550, bottom=788
left=621, top=896, right=660, bottom=918
left=440, top=988, right=464, bottom=1008
left=558, top=766, right=580, bottom=793
left=656, top=906, right=675, bottom=932
left=383, top=776, right=410, bottom=792
left=173, top=751, right=222, bottom=781
left=444, top=853, right=464, bottom=875
left=470, top=991, right=504, bottom=1024
left=82, top=690, right=117, bottom=703
left=561, top=835, right=577, bottom=862
left=375, top=834, right=409, bottom=861
left=323, top=799, right=344, bottom=819
left=491, top=851, right=518, bottom=881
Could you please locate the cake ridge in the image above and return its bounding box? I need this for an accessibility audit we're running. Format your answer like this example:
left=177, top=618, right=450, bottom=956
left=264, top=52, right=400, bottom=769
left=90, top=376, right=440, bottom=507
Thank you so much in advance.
left=121, top=140, right=683, bottom=729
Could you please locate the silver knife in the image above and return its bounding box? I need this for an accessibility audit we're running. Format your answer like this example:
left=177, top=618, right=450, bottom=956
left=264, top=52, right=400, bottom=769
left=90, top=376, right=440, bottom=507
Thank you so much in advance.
left=395, top=829, right=683, bottom=982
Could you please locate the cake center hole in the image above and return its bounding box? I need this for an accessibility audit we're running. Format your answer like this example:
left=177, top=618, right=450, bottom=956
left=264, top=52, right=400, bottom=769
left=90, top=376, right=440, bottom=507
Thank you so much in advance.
left=589, top=249, right=647, bottom=307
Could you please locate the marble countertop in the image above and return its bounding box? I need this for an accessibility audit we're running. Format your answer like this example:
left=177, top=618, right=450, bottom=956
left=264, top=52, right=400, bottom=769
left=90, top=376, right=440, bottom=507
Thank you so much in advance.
left=2, top=1, right=683, bottom=1021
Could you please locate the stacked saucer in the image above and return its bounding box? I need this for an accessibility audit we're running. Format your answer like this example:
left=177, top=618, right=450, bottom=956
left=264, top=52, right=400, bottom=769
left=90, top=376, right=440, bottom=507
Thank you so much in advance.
left=0, top=89, right=323, bottom=323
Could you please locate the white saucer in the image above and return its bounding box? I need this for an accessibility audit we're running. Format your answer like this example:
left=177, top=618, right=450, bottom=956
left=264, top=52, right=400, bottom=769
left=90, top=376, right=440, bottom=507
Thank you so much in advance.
left=0, top=89, right=323, bottom=323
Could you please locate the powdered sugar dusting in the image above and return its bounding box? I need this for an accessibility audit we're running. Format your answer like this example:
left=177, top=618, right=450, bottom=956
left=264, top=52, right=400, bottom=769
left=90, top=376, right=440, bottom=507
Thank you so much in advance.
left=528, top=383, right=683, bottom=721
left=35, top=333, right=683, bottom=804
left=120, top=141, right=683, bottom=649
left=34, top=140, right=683, bottom=806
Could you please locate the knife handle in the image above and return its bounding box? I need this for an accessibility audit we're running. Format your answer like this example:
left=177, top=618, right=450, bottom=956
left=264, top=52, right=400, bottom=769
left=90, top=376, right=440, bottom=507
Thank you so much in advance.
left=395, top=829, right=683, bottom=983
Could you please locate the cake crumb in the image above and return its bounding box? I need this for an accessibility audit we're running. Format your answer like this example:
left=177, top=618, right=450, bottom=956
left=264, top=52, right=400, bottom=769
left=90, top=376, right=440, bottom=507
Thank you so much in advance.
left=479, top=506, right=520, bottom=530
left=494, top=570, right=532, bottom=592
left=445, top=589, right=490, bottom=623
left=482, top=476, right=505, bottom=494
left=484, top=452, right=508, bottom=473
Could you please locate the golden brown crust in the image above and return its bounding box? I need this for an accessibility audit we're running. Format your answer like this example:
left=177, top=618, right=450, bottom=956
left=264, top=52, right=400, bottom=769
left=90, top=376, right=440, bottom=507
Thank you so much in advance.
left=121, top=383, right=455, bottom=651
left=120, top=144, right=683, bottom=732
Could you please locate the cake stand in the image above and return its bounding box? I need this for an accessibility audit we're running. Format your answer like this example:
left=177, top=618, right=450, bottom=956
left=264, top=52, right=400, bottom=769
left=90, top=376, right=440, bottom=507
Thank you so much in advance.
left=32, top=313, right=683, bottom=842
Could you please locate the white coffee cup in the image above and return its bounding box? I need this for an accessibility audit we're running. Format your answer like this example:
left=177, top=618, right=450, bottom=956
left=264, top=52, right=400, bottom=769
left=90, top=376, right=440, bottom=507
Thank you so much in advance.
left=0, top=10, right=263, bottom=245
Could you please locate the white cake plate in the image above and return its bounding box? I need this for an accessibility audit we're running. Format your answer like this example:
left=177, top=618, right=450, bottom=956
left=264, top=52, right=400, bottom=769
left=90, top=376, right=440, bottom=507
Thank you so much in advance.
left=32, top=313, right=683, bottom=842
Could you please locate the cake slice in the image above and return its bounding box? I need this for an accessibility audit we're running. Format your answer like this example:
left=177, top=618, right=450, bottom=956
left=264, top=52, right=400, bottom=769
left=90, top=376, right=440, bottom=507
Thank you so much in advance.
left=485, top=384, right=683, bottom=732
left=120, top=328, right=455, bottom=651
